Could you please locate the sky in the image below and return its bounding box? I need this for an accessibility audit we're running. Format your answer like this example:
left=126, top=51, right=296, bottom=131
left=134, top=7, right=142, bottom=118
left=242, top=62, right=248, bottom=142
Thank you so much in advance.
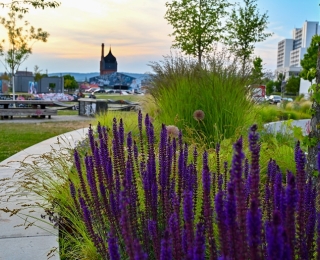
left=0, top=0, right=319, bottom=74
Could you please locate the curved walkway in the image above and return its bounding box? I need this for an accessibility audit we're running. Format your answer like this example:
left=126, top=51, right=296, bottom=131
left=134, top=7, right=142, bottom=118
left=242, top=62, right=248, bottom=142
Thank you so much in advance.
left=0, top=127, right=88, bottom=260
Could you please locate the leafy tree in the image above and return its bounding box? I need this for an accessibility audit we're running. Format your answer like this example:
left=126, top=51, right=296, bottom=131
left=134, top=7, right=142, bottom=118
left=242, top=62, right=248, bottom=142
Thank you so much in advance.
left=164, top=0, right=230, bottom=65
left=33, top=64, right=43, bottom=82
left=0, top=0, right=60, bottom=13
left=300, top=35, right=320, bottom=84
left=63, top=74, right=78, bottom=93
left=225, top=0, right=273, bottom=74
left=265, top=80, right=275, bottom=95
left=250, top=56, right=263, bottom=85
left=285, top=76, right=300, bottom=94
left=305, top=35, right=320, bottom=177
left=0, top=8, right=49, bottom=100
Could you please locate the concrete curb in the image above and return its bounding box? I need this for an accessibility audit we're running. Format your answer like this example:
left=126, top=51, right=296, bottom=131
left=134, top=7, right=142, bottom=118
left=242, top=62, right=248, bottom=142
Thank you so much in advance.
left=0, top=128, right=88, bottom=260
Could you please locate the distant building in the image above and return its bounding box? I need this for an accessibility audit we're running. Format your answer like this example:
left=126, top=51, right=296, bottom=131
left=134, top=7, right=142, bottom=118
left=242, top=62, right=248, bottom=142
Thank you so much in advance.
left=89, top=72, right=151, bottom=91
left=275, top=20, right=319, bottom=80
left=14, top=71, right=64, bottom=93
left=100, top=43, right=118, bottom=75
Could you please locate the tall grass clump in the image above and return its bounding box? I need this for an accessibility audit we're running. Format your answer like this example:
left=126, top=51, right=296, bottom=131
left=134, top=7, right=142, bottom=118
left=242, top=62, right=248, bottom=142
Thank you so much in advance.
left=148, top=50, right=255, bottom=147
left=69, top=111, right=320, bottom=259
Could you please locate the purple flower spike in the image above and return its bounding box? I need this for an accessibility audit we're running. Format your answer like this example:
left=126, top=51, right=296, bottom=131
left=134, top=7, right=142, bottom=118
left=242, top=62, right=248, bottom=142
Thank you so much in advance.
left=226, top=181, right=238, bottom=259
left=266, top=211, right=284, bottom=260
left=247, top=199, right=262, bottom=260
left=230, top=137, right=248, bottom=258
left=169, top=212, right=182, bottom=260
left=183, top=190, right=194, bottom=258
left=108, top=232, right=120, bottom=260
left=160, top=230, right=172, bottom=260
left=133, top=239, right=147, bottom=260
left=285, top=171, right=296, bottom=259
left=193, top=223, right=205, bottom=260
left=248, top=124, right=261, bottom=205
left=215, top=189, right=228, bottom=258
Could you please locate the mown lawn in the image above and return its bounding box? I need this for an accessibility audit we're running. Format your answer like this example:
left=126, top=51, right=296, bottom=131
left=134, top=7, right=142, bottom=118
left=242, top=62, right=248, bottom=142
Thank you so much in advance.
left=0, top=121, right=91, bottom=162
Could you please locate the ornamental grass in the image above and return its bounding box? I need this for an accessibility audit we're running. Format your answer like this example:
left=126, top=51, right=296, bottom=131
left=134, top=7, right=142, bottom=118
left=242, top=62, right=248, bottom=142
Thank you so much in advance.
left=70, top=110, right=320, bottom=259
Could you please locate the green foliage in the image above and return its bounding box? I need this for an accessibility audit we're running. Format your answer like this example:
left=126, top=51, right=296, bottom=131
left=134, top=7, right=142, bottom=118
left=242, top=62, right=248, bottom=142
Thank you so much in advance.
left=285, top=75, right=300, bottom=94
left=0, top=9, right=49, bottom=76
left=149, top=51, right=255, bottom=147
left=225, top=0, right=273, bottom=74
left=49, top=82, right=55, bottom=91
left=255, top=104, right=311, bottom=124
left=250, top=56, right=264, bottom=85
left=0, top=0, right=60, bottom=13
left=265, top=80, right=275, bottom=95
left=33, top=64, right=44, bottom=82
left=63, top=74, right=78, bottom=92
left=300, top=35, right=320, bottom=83
left=164, top=0, right=230, bottom=64
left=273, top=73, right=285, bottom=92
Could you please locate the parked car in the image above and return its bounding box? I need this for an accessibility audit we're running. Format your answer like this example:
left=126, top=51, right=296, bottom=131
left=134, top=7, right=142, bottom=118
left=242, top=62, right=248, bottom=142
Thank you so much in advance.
left=281, top=97, right=293, bottom=102
left=106, top=90, right=117, bottom=94
left=93, top=89, right=106, bottom=93
left=268, top=95, right=282, bottom=104
left=85, top=88, right=99, bottom=93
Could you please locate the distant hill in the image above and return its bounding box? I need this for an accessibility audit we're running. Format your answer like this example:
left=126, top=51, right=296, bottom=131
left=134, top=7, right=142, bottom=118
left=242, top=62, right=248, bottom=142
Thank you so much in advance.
left=49, top=72, right=151, bottom=82
left=48, top=72, right=100, bottom=82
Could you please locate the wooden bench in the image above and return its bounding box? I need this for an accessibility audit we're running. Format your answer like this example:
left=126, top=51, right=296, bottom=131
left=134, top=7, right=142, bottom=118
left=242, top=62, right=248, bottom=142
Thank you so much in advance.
left=0, top=108, right=58, bottom=119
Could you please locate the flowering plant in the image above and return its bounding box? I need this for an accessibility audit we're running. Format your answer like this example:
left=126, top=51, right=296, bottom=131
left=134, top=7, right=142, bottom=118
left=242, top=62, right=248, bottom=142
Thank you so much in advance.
left=70, top=111, right=320, bottom=259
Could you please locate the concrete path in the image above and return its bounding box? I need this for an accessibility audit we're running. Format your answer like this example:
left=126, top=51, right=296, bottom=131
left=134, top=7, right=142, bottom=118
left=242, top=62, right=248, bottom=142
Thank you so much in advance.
left=0, top=127, right=88, bottom=260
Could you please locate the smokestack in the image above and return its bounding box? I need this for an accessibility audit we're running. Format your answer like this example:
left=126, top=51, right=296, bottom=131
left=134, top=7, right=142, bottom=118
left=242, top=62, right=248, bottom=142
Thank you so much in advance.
left=101, top=43, right=104, bottom=58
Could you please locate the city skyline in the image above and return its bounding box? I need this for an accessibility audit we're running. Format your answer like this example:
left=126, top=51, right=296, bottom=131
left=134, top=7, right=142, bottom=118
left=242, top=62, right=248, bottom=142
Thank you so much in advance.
left=0, top=0, right=319, bottom=74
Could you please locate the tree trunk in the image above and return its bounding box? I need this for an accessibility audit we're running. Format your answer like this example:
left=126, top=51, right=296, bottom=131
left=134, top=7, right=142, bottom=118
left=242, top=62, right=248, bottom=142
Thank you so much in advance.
left=306, top=43, right=320, bottom=176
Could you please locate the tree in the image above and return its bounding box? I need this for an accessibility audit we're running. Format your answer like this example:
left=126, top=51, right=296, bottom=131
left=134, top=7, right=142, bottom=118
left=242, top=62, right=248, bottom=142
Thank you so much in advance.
left=306, top=36, right=320, bottom=177
left=164, top=0, right=230, bottom=65
left=250, top=56, right=264, bottom=85
left=0, top=8, right=49, bottom=101
left=265, top=80, right=275, bottom=95
left=285, top=76, right=300, bottom=94
left=0, top=0, right=60, bottom=13
left=33, top=64, right=43, bottom=82
left=225, top=0, right=273, bottom=74
left=63, top=74, right=78, bottom=93
left=300, top=35, right=320, bottom=84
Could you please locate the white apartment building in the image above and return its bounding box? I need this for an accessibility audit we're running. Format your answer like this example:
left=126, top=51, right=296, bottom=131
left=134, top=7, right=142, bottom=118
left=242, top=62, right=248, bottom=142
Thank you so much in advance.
left=275, top=20, right=319, bottom=80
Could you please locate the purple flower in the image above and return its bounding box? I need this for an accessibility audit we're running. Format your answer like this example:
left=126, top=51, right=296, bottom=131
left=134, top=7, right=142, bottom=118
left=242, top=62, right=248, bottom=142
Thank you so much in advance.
left=285, top=171, right=296, bottom=258
left=169, top=212, right=182, bottom=260
left=133, top=239, right=147, bottom=260
left=226, top=181, right=238, bottom=259
left=248, top=124, right=260, bottom=204
left=193, top=223, right=205, bottom=260
left=266, top=211, right=284, bottom=260
left=108, top=232, right=120, bottom=260
left=247, top=199, right=262, bottom=260
left=215, top=189, right=228, bottom=257
left=160, top=230, right=172, bottom=260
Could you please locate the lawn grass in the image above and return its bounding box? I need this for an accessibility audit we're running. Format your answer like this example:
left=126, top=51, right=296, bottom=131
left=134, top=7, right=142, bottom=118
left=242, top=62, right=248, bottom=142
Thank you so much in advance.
left=0, top=121, right=92, bottom=162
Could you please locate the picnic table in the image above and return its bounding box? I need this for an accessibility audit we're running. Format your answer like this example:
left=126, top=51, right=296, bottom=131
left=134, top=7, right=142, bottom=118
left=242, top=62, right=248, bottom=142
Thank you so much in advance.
left=0, top=100, right=58, bottom=119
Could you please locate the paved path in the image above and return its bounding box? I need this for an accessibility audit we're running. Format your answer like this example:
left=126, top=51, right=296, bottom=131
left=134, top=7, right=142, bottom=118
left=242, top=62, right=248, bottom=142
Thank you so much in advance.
left=0, top=127, right=88, bottom=260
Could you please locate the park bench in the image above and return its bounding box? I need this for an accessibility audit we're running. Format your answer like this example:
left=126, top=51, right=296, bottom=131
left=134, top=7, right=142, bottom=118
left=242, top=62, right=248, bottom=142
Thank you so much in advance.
left=0, top=108, right=57, bottom=119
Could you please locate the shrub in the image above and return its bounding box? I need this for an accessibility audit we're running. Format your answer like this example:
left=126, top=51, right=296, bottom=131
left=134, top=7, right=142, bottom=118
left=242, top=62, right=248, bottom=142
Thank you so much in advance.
left=148, top=51, right=256, bottom=147
left=299, top=100, right=312, bottom=114
left=70, top=111, right=320, bottom=259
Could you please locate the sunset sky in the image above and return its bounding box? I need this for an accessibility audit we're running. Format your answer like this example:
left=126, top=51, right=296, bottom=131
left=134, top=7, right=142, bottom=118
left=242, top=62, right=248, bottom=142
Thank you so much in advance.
left=0, top=0, right=319, bottom=74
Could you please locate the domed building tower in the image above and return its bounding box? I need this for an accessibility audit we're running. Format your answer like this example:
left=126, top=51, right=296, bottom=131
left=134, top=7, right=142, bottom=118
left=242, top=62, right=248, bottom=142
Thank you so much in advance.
left=100, top=43, right=118, bottom=75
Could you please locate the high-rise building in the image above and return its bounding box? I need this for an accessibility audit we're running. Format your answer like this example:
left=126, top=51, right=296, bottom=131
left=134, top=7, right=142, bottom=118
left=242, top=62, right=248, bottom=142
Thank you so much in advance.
left=275, top=21, right=319, bottom=79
